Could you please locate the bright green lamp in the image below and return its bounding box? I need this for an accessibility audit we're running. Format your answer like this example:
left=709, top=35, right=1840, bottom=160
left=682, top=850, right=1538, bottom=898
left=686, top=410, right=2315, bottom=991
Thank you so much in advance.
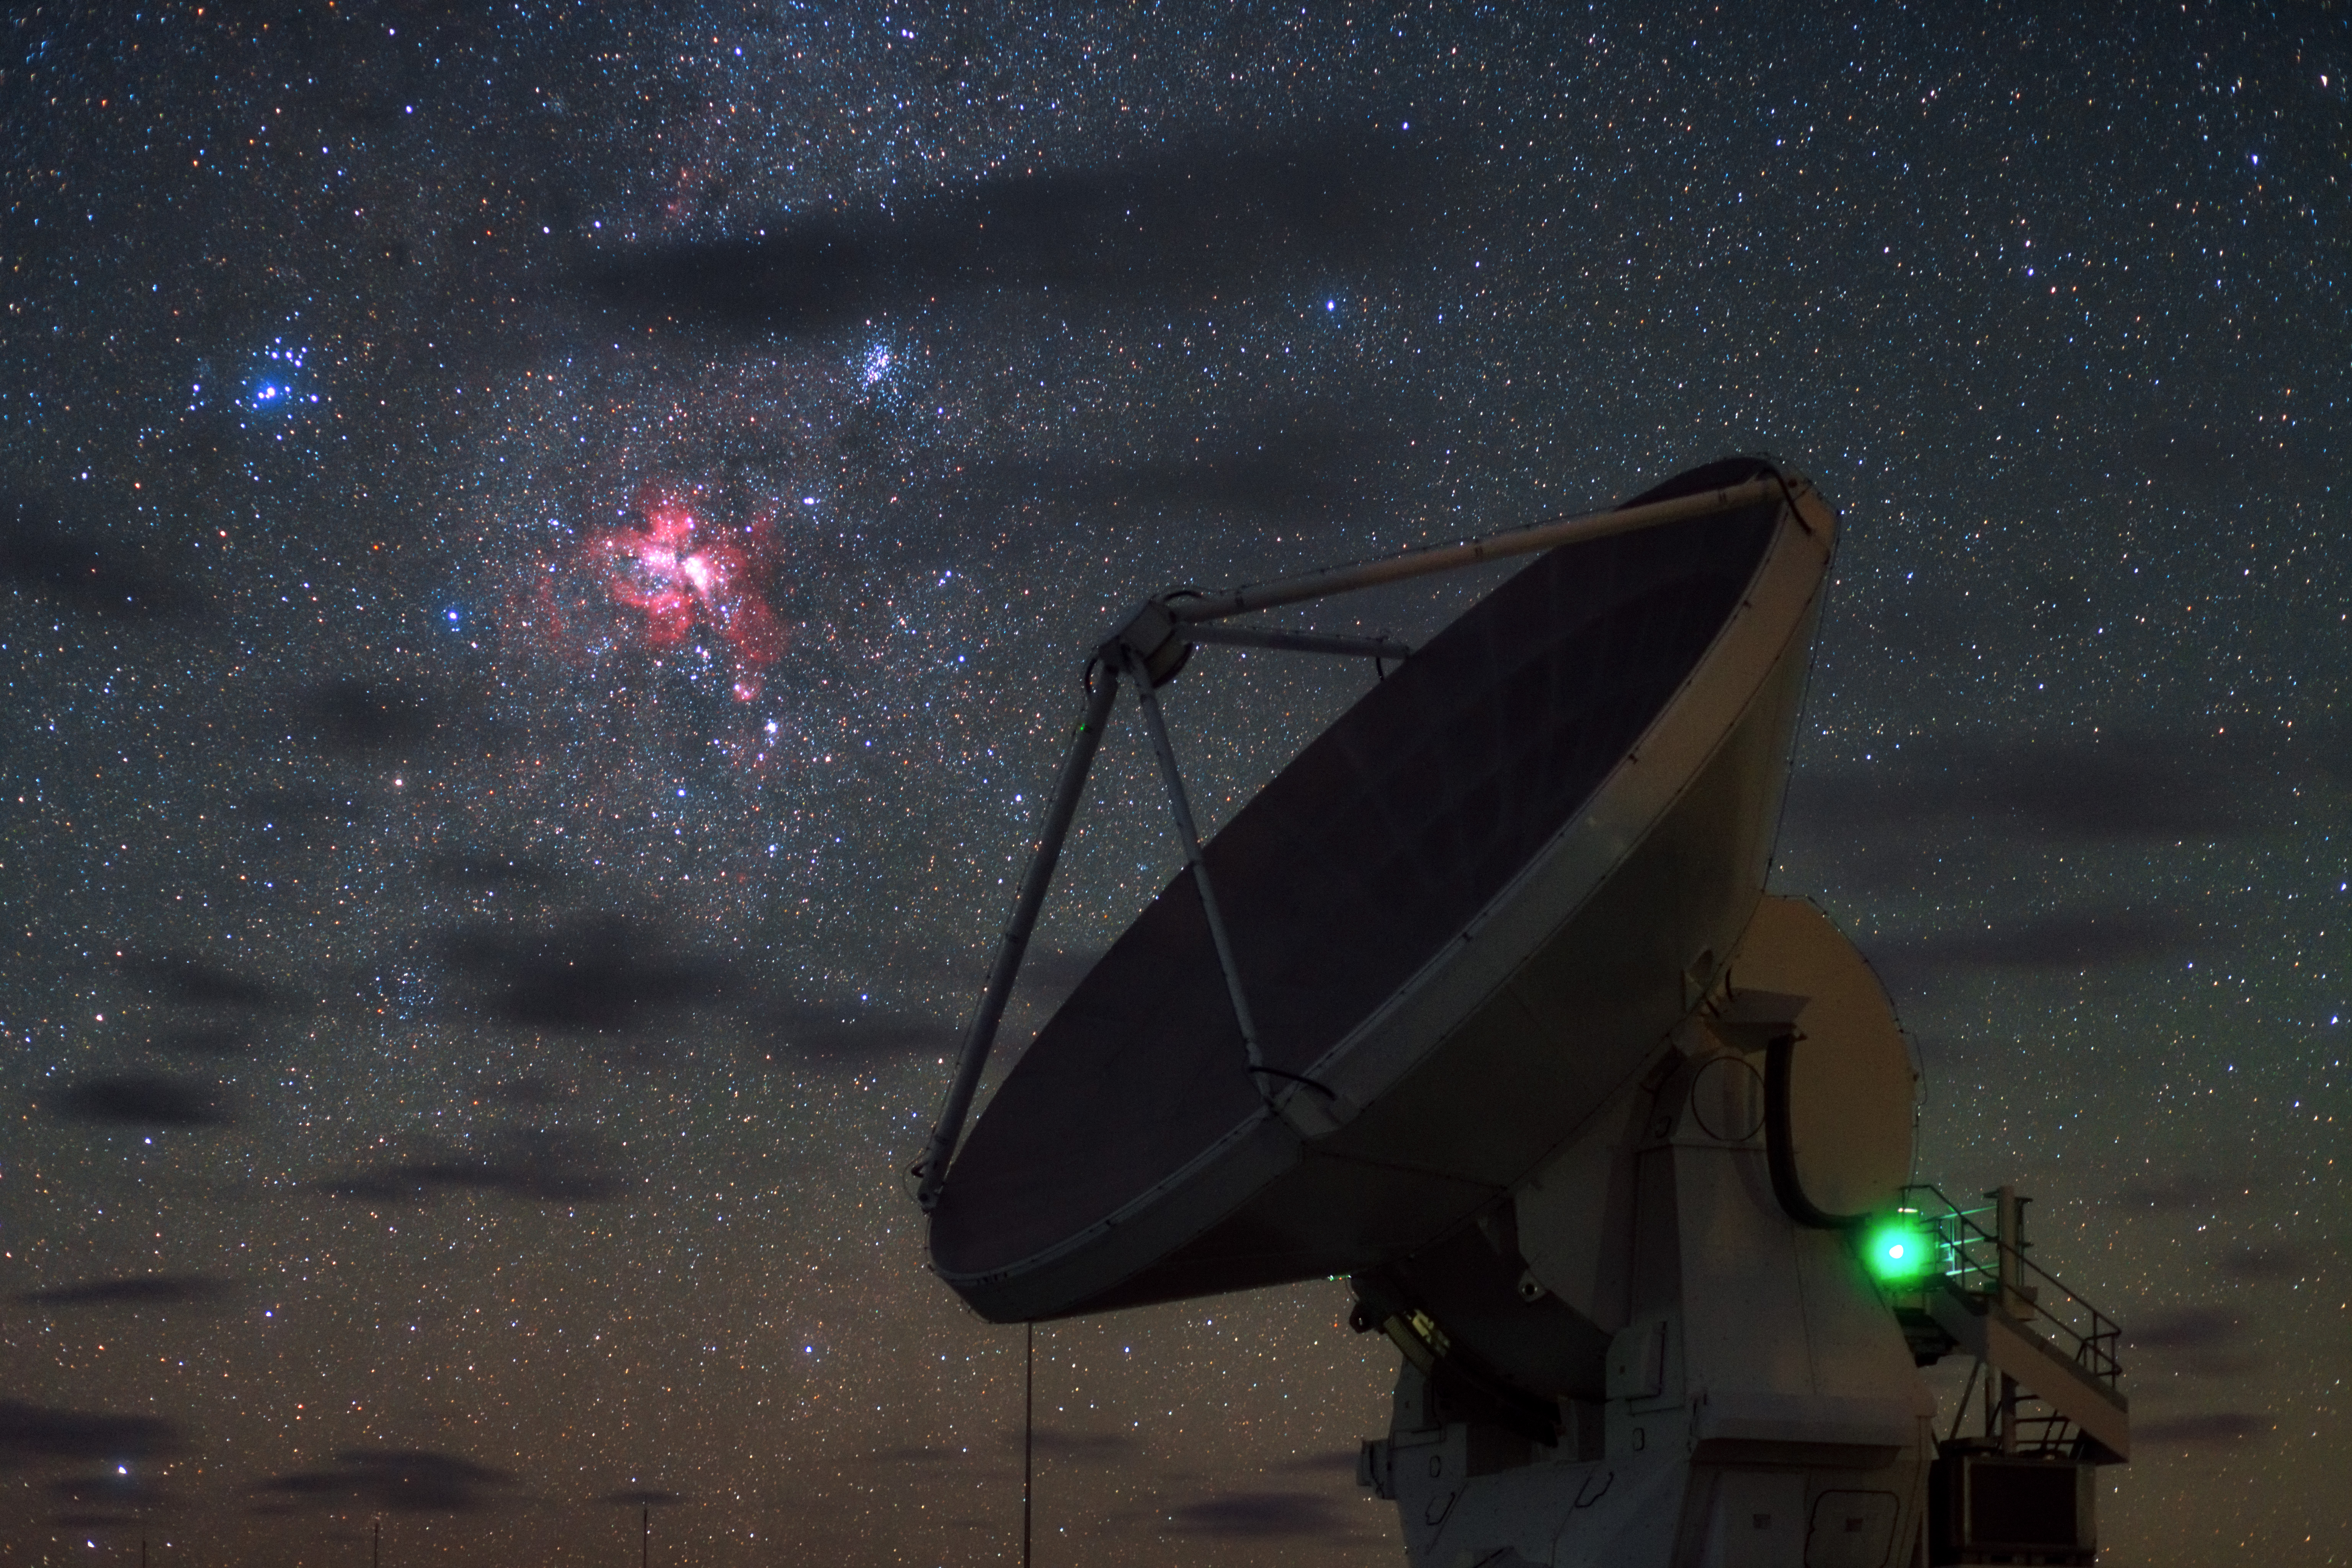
left=1860, top=1215, right=1940, bottom=1286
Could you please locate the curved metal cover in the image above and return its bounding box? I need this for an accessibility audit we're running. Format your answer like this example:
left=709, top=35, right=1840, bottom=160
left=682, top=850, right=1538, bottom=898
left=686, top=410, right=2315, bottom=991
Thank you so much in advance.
left=1730, top=896, right=1920, bottom=1217
left=932, top=458, right=1838, bottom=1321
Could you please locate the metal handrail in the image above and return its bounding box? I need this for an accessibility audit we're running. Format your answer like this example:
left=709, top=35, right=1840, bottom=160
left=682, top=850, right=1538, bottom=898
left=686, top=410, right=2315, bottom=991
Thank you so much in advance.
left=1897, top=1184, right=2124, bottom=1392
left=2007, top=1406, right=2083, bottom=1460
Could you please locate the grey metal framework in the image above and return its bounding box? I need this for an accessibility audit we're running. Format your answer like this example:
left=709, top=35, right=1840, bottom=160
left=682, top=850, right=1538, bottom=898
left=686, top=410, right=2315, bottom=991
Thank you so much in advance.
left=1895, top=1184, right=2130, bottom=1465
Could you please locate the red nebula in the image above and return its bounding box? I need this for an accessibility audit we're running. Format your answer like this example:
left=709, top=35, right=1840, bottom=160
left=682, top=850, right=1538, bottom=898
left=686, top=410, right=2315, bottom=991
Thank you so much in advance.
left=593, top=484, right=786, bottom=701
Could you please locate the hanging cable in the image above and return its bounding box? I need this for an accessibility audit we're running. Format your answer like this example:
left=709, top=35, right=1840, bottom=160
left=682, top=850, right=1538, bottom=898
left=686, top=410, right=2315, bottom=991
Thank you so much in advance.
left=1022, top=1321, right=1034, bottom=1568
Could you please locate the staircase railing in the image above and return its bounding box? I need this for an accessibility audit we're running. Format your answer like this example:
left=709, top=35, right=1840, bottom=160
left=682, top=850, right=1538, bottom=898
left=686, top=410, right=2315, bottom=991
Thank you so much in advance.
left=1896, top=1184, right=2124, bottom=1394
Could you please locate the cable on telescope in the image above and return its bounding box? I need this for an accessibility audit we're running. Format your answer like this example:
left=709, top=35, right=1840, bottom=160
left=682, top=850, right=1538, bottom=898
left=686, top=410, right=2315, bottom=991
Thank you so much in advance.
left=1763, top=1030, right=1872, bottom=1231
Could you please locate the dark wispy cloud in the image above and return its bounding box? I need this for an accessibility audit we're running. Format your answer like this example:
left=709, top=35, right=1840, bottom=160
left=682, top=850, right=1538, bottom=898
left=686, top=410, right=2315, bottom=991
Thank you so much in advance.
left=1875, top=908, right=2198, bottom=978
left=1007, top=945, right=1104, bottom=1005
left=254, top=1449, right=516, bottom=1514
left=1009, top=1429, right=1141, bottom=1460
left=2116, top=1174, right=2251, bottom=1212
left=927, top=424, right=1382, bottom=537
left=121, top=952, right=282, bottom=1010
left=869, top=1446, right=971, bottom=1466
left=321, top=1128, right=629, bottom=1205
left=0, top=494, right=206, bottom=621
left=446, top=915, right=733, bottom=1034
left=2134, top=1411, right=2272, bottom=1445
left=1784, top=729, right=2321, bottom=845
left=47, top=1474, right=180, bottom=1515
left=483, top=1073, right=574, bottom=1108
left=295, top=678, right=443, bottom=755
left=432, top=852, right=564, bottom=889
left=2127, top=1307, right=2241, bottom=1353
left=15, top=1276, right=234, bottom=1310
left=2219, top=1243, right=2311, bottom=1282
left=0, top=1403, right=182, bottom=1467
left=769, top=1000, right=954, bottom=1068
left=1162, top=1489, right=1353, bottom=1538
left=585, top=137, right=1432, bottom=335
left=52, top=1074, right=229, bottom=1129
left=858, top=940, right=1097, bottom=1014
left=2123, top=1306, right=2257, bottom=1379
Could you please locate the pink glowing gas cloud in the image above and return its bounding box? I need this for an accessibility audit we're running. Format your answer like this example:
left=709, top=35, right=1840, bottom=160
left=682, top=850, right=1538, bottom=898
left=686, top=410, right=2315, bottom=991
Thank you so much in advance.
left=593, top=484, right=786, bottom=702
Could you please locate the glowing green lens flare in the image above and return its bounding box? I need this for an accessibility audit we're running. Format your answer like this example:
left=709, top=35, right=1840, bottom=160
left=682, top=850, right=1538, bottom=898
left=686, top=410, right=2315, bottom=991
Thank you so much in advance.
left=1862, top=1217, right=1940, bottom=1285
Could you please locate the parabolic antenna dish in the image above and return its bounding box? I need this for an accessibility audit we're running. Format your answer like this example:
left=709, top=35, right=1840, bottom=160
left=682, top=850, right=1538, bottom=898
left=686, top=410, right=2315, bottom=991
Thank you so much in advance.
left=929, top=457, right=1839, bottom=1322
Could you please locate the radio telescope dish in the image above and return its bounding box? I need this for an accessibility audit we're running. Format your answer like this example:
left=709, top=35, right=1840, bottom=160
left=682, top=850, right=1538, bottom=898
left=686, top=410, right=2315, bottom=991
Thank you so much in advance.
left=910, top=456, right=2133, bottom=1568
left=926, top=457, right=1829, bottom=1321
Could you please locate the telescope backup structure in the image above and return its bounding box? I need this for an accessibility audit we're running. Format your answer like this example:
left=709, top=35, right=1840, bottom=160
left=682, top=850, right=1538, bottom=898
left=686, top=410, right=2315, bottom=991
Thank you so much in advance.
left=913, top=457, right=2129, bottom=1567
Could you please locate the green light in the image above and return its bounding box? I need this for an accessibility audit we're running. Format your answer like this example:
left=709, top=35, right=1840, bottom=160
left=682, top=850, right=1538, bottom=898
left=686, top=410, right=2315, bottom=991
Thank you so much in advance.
left=1862, top=1217, right=1939, bottom=1285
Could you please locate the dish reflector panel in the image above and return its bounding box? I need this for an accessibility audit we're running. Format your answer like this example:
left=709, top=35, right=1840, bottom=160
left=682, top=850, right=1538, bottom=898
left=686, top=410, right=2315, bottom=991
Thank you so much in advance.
left=931, top=458, right=1838, bottom=1321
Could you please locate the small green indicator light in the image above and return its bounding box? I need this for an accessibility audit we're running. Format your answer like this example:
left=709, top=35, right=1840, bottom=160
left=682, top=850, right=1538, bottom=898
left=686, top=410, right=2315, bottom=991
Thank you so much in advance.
left=1862, top=1217, right=1939, bottom=1285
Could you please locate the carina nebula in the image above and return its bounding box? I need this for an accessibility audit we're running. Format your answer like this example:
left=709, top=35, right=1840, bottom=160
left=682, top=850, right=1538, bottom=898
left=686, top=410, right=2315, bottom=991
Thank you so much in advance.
left=523, top=481, right=791, bottom=705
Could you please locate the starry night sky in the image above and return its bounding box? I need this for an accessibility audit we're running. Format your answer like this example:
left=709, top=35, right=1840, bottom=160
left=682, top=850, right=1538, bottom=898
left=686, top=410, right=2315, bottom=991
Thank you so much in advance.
left=2, top=2, right=2345, bottom=1564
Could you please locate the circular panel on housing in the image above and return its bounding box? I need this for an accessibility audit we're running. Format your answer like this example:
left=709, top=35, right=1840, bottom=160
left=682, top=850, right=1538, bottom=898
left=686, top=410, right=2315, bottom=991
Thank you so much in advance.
left=1690, top=1055, right=1766, bottom=1144
left=931, top=458, right=1839, bottom=1321
left=1728, top=895, right=1918, bottom=1217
